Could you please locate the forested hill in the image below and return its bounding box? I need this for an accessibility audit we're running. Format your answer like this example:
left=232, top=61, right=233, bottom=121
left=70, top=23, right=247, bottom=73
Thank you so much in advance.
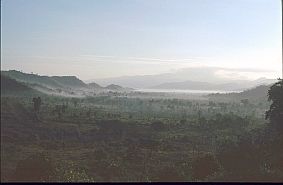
left=105, top=84, right=134, bottom=91
left=0, top=75, right=42, bottom=96
left=208, top=85, right=270, bottom=102
left=88, top=82, right=103, bottom=89
left=50, top=76, right=87, bottom=88
left=1, top=70, right=87, bottom=89
left=1, top=70, right=133, bottom=96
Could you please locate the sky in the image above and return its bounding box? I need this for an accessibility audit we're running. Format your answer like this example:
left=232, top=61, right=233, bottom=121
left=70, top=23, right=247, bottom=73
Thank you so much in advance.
left=1, top=0, right=282, bottom=80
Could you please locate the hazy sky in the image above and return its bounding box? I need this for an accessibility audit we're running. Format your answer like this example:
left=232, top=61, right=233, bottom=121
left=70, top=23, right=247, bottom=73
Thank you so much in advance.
left=1, top=0, right=282, bottom=80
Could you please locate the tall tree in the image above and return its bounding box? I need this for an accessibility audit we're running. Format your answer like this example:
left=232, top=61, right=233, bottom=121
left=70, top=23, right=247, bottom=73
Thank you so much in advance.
left=265, top=79, right=283, bottom=131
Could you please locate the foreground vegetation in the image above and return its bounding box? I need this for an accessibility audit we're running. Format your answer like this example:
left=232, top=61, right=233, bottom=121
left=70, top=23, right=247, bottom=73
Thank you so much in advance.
left=1, top=79, right=282, bottom=182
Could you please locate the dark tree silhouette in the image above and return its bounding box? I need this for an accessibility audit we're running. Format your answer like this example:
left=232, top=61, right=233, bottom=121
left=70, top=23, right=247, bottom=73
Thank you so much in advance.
left=265, top=79, right=283, bottom=131
left=32, top=97, right=40, bottom=113
left=32, top=96, right=42, bottom=120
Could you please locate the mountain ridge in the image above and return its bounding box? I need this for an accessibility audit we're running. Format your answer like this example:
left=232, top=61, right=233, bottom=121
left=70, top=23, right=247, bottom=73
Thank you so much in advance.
left=90, top=67, right=277, bottom=90
left=0, top=74, right=42, bottom=96
left=207, top=84, right=271, bottom=102
left=1, top=70, right=133, bottom=96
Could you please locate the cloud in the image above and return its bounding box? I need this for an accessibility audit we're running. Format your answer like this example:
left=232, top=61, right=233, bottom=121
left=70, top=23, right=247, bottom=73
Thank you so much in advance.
left=79, top=54, right=210, bottom=64
left=2, top=53, right=280, bottom=80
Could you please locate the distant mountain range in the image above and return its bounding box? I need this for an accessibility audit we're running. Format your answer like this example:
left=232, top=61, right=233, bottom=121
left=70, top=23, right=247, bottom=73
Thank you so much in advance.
left=149, top=79, right=274, bottom=91
left=91, top=67, right=277, bottom=91
left=1, top=70, right=277, bottom=102
left=1, top=70, right=133, bottom=97
left=88, top=82, right=133, bottom=91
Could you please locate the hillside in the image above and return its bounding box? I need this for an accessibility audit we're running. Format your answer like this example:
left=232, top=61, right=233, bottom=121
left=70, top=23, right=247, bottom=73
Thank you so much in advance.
left=1, top=70, right=133, bottom=96
left=2, top=70, right=86, bottom=89
left=106, top=84, right=125, bottom=91
left=1, top=75, right=42, bottom=97
left=51, top=76, right=87, bottom=88
left=105, top=84, right=134, bottom=92
left=207, top=85, right=270, bottom=102
left=2, top=70, right=64, bottom=88
left=88, top=82, right=103, bottom=89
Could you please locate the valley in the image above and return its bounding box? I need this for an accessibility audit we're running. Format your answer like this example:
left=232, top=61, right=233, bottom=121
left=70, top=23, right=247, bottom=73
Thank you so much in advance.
left=1, top=71, right=282, bottom=182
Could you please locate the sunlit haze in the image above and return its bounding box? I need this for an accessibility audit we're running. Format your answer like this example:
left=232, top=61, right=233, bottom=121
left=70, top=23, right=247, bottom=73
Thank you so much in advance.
left=1, top=0, right=282, bottom=81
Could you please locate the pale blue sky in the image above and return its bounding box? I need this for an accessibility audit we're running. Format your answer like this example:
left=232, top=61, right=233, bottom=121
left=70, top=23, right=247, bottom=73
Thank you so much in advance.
left=1, top=0, right=282, bottom=80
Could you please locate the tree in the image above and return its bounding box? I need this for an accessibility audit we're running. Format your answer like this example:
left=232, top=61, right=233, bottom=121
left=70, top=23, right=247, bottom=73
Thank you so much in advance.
left=32, top=96, right=42, bottom=114
left=32, top=96, right=42, bottom=121
left=265, top=79, right=283, bottom=131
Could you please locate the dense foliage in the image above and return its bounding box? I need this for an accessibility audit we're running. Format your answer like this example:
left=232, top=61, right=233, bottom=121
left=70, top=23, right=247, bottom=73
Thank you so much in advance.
left=266, top=79, right=283, bottom=130
left=1, top=80, right=282, bottom=182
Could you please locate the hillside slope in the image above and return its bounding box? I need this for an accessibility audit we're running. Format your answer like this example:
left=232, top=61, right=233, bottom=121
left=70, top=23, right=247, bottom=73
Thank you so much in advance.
left=2, top=70, right=86, bottom=89
left=1, top=75, right=42, bottom=97
left=2, top=70, right=64, bottom=88
left=208, top=85, right=270, bottom=102
left=2, top=70, right=132, bottom=94
left=51, top=76, right=87, bottom=88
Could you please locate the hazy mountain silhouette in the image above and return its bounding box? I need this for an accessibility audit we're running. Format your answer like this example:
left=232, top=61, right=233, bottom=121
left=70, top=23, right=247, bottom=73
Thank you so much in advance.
left=1, top=70, right=132, bottom=95
left=91, top=67, right=276, bottom=90
left=150, top=81, right=241, bottom=91
left=2, top=70, right=86, bottom=89
left=208, top=85, right=271, bottom=102
left=50, top=76, right=87, bottom=88
left=150, top=80, right=273, bottom=91
left=105, top=84, right=134, bottom=91
left=88, top=82, right=103, bottom=89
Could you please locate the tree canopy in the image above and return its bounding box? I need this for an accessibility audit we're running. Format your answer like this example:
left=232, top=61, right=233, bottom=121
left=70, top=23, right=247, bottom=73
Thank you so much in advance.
left=265, top=79, right=283, bottom=130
